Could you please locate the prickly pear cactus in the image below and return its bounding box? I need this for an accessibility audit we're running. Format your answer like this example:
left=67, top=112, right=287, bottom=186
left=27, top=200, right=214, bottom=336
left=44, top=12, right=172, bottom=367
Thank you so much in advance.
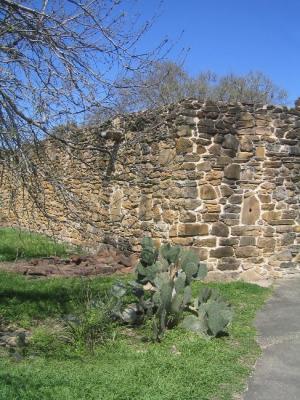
left=181, top=287, right=233, bottom=337
left=111, top=238, right=232, bottom=342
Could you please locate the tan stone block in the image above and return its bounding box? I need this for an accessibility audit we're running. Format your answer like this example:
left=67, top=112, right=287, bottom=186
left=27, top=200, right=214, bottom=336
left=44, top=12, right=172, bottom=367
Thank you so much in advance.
left=202, top=213, right=220, bottom=222
left=255, top=146, right=265, bottom=159
left=139, top=195, right=153, bottom=221
left=158, top=148, right=176, bottom=165
left=175, top=138, right=193, bottom=154
left=237, top=152, right=253, bottom=160
left=110, top=189, right=123, bottom=222
left=262, top=211, right=282, bottom=223
left=206, top=204, right=221, bottom=213
left=162, top=209, right=177, bottom=224
left=261, top=203, right=275, bottom=211
left=172, top=237, right=193, bottom=246
left=197, top=162, right=211, bottom=172
left=178, top=223, right=209, bottom=237
left=210, top=246, right=234, bottom=258
left=197, top=145, right=206, bottom=154
left=241, top=195, right=261, bottom=225
left=193, top=237, right=217, bottom=247
left=200, top=184, right=217, bottom=200
left=179, top=211, right=196, bottom=223
left=235, top=246, right=260, bottom=258
left=257, top=237, right=276, bottom=250
left=258, top=194, right=271, bottom=203
left=176, top=126, right=192, bottom=137
left=239, top=269, right=261, bottom=282
left=217, top=257, right=241, bottom=271
left=153, top=205, right=161, bottom=222
left=224, top=164, right=241, bottom=180
left=206, top=170, right=223, bottom=181
left=169, top=224, right=178, bottom=237
left=180, top=162, right=196, bottom=170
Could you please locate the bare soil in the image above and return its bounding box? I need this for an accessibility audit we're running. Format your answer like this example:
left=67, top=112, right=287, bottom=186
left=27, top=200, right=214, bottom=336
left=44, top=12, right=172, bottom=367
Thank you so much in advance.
left=0, top=244, right=137, bottom=278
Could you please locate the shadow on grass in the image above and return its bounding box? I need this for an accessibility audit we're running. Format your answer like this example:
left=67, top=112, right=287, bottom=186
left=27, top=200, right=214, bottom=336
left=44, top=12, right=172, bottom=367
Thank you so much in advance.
left=0, top=278, right=84, bottom=321
left=0, top=244, right=24, bottom=261
left=0, top=273, right=117, bottom=322
left=0, top=371, right=72, bottom=400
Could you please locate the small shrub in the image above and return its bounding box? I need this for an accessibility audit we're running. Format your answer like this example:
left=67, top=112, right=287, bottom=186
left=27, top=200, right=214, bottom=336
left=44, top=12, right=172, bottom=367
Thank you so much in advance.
left=64, top=281, right=117, bottom=351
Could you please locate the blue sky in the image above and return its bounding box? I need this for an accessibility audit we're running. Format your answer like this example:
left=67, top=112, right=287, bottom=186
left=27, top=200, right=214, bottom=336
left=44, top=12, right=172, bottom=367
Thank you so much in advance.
left=135, top=0, right=300, bottom=105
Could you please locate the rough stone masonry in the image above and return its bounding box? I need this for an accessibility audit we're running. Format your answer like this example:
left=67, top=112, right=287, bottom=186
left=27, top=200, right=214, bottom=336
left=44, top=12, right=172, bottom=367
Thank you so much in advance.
left=0, top=99, right=299, bottom=281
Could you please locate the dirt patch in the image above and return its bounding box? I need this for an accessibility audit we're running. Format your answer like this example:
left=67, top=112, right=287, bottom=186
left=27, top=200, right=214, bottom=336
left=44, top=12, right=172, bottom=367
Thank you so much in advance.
left=0, top=244, right=137, bottom=278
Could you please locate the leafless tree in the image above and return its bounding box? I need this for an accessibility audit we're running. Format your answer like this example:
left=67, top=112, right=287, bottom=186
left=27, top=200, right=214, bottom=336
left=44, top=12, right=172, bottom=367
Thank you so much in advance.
left=91, top=61, right=287, bottom=119
left=0, top=0, right=168, bottom=225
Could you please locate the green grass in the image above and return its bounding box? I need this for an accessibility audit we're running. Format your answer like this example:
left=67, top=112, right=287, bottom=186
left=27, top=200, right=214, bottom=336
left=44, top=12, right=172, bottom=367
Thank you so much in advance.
left=0, top=227, right=74, bottom=261
left=0, top=271, right=271, bottom=400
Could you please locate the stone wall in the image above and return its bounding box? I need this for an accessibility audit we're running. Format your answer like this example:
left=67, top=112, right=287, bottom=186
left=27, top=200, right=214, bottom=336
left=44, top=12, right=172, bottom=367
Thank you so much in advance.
left=1, top=99, right=299, bottom=280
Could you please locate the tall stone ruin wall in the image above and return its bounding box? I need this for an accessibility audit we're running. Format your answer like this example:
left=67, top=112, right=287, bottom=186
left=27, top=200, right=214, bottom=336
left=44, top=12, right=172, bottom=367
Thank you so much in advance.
left=0, top=99, right=299, bottom=281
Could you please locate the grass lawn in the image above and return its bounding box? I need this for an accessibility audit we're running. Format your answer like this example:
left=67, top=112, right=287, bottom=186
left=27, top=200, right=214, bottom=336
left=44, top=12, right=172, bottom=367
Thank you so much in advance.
left=0, top=227, right=74, bottom=261
left=0, top=271, right=271, bottom=400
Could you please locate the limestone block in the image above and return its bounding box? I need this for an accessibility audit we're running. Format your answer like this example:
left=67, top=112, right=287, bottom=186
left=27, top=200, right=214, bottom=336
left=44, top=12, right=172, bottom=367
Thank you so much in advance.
left=217, top=257, right=241, bottom=271
left=208, top=144, right=222, bottom=155
left=224, top=204, right=241, bottom=213
left=158, top=148, right=176, bottom=165
left=224, top=164, right=241, bottom=180
left=203, top=213, right=219, bottom=222
left=162, top=209, right=177, bottom=224
left=241, top=195, right=260, bottom=225
left=235, top=246, right=260, bottom=258
left=258, top=194, right=271, bottom=203
left=261, top=203, right=275, bottom=211
left=237, top=152, right=253, bottom=160
left=200, top=184, right=217, bottom=200
left=282, top=210, right=298, bottom=219
left=239, top=269, right=261, bottom=282
left=279, top=262, right=297, bottom=269
left=211, top=221, right=229, bottom=237
left=110, top=189, right=123, bottom=222
left=175, top=138, right=193, bottom=154
left=206, top=170, right=223, bottom=182
left=210, top=246, right=234, bottom=258
left=205, top=203, right=221, bottom=213
left=194, top=237, right=217, bottom=247
left=240, top=236, right=256, bottom=246
left=228, top=194, right=242, bottom=204
left=273, top=187, right=287, bottom=201
left=183, top=186, right=198, bottom=199
left=183, top=199, right=202, bottom=210
left=216, top=156, right=232, bottom=167
left=240, top=136, right=253, bottom=152
left=257, top=237, right=276, bottom=250
left=222, top=134, right=239, bottom=151
left=184, top=154, right=200, bottom=162
left=220, top=185, right=234, bottom=197
left=255, top=146, right=265, bottom=159
left=262, top=211, right=282, bottom=222
left=172, top=237, right=193, bottom=246
left=179, top=211, right=196, bottom=223
left=197, top=145, right=206, bottom=154
left=276, top=250, right=293, bottom=261
left=269, top=219, right=294, bottom=226
left=139, top=195, right=153, bottom=221
left=176, top=126, right=192, bottom=137
left=178, top=223, right=208, bottom=237
left=197, top=162, right=211, bottom=172
left=280, top=233, right=296, bottom=246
